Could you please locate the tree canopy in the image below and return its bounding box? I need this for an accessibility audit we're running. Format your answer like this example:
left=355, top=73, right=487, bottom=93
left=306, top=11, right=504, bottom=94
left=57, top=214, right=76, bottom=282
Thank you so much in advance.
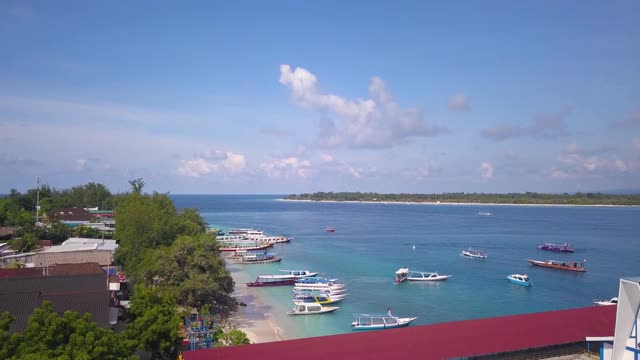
left=0, top=302, right=136, bottom=360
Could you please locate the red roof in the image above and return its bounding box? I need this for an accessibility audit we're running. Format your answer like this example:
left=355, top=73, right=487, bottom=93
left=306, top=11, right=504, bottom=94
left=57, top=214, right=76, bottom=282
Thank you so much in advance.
left=183, top=306, right=616, bottom=360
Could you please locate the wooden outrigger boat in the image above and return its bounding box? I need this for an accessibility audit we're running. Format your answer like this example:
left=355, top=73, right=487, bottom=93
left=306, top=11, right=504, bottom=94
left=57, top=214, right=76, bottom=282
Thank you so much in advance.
left=246, top=275, right=296, bottom=287
left=219, top=242, right=273, bottom=252
left=527, top=259, right=586, bottom=272
left=351, top=309, right=417, bottom=330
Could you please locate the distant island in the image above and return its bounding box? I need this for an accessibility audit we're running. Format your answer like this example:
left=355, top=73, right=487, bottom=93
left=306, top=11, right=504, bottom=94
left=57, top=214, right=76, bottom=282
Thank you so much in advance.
left=283, top=192, right=640, bottom=206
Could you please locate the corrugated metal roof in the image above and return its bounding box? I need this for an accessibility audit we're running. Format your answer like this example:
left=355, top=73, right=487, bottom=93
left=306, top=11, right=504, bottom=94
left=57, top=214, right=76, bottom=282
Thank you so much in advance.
left=183, top=306, right=616, bottom=360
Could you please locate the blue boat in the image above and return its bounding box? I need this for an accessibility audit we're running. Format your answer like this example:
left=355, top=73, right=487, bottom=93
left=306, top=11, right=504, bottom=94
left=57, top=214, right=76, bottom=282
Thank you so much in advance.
left=507, top=274, right=532, bottom=287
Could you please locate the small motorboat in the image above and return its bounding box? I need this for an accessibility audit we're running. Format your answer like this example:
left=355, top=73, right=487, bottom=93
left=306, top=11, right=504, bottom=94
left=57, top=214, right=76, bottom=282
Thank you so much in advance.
left=527, top=259, right=586, bottom=272
left=407, top=271, right=452, bottom=281
left=294, top=287, right=347, bottom=295
left=507, top=274, right=532, bottom=287
left=351, top=309, right=417, bottom=330
left=593, top=297, right=618, bottom=306
left=477, top=212, right=493, bottom=216
left=233, top=253, right=282, bottom=264
left=537, top=243, right=575, bottom=252
left=288, top=302, right=339, bottom=315
left=326, top=227, right=336, bottom=233
left=461, top=248, right=488, bottom=259
left=395, top=268, right=409, bottom=283
left=295, top=277, right=339, bottom=285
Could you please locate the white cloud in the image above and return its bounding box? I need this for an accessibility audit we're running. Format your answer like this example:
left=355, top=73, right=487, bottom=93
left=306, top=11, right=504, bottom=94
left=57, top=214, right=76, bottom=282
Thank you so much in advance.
left=550, top=169, right=572, bottom=180
left=280, top=64, right=448, bottom=149
left=176, top=151, right=246, bottom=177
left=480, top=162, right=494, bottom=179
left=609, top=111, right=640, bottom=128
left=633, top=138, right=640, bottom=150
left=74, top=159, right=87, bottom=171
left=481, top=107, right=572, bottom=141
left=319, top=153, right=334, bottom=162
left=260, top=157, right=311, bottom=179
left=550, top=142, right=636, bottom=180
left=448, top=93, right=470, bottom=112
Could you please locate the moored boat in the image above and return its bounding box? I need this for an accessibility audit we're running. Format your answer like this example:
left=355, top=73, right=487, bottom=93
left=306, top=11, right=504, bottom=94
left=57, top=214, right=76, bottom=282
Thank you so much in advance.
left=246, top=275, right=297, bottom=287
left=279, top=270, right=319, bottom=278
left=527, top=259, right=586, bottom=272
left=288, top=302, right=339, bottom=315
left=537, top=243, right=575, bottom=253
left=293, top=287, right=347, bottom=295
left=295, top=277, right=338, bottom=284
left=395, top=268, right=409, bottom=283
left=293, top=293, right=347, bottom=304
left=477, top=212, right=493, bottom=216
left=506, top=274, right=532, bottom=287
left=219, top=242, right=273, bottom=252
left=461, top=248, right=488, bottom=259
left=593, top=297, right=618, bottom=306
left=326, top=227, right=335, bottom=233
left=233, top=253, right=282, bottom=264
left=407, top=271, right=452, bottom=281
left=351, top=309, right=417, bottom=330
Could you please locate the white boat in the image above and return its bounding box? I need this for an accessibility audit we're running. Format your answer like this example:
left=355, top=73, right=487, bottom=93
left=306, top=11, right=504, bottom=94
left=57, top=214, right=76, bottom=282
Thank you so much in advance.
left=593, top=297, right=618, bottom=306
left=407, top=271, right=452, bottom=281
left=288, top=302, right=339, bottom=315
left=351, top=309, right=417, bottom=330
left=461, top=248, right=488, bottom=259
left=293, top=293, right=347, bottom=304
left=477, top=212, right=493, bottom=216
left=395, top=268, right=409, bottom=283
left=506, top=274, right=532, bottom=287
left=294, top=283, right=345, bottom=291
left=279, top=270, right=319, bottom=278
left=293, top=287, right=347, bottom=295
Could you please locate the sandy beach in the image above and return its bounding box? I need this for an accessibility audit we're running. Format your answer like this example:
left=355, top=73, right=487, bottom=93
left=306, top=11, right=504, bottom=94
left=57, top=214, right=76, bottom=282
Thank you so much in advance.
left=226, top=262, right=287, bottom=344
left=279, top=198, right=638, bottom=207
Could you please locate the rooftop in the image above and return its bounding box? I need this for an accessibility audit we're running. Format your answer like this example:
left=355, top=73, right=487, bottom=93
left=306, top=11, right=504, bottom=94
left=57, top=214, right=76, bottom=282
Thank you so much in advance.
left=41, top=238, right=118, bottom=253
left=183, top=305, right=616, bottom=360
left=0, top=262, right=106, bottom=279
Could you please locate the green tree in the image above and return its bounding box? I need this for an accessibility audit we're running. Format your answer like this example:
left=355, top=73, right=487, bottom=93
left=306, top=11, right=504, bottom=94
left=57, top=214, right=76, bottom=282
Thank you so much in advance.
left=10, top=232, right=39, bottom=252
left=114, top=192, right=206, bottom=279
left=125, top=285, right=181, bottom=360
left=139, top=234, right=237, bottom=317
left=46, top=222, right=72, bottom=244
left=214, top=329, right=251, bottom=347
left=128, top=178, right=145, bottom=194
left=0, top=302, right=136, bottom=360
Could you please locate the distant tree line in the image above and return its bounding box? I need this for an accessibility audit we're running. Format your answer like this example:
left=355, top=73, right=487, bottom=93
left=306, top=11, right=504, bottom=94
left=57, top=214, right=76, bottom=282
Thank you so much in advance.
left=284, top=192, right=640, bottom=205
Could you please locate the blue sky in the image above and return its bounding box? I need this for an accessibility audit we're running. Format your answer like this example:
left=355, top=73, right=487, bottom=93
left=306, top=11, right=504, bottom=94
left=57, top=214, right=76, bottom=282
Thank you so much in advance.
left=1, top=1, right=639, bottom=194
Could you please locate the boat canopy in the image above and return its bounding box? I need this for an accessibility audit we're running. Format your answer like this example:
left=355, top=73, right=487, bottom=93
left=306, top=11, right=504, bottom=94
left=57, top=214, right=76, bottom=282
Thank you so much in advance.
left=395, top=268, right=409, bottom=274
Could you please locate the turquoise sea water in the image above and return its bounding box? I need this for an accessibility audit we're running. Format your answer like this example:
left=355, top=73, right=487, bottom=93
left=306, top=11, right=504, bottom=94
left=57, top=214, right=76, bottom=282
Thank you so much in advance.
left=171, top=194, right=639, bottom=339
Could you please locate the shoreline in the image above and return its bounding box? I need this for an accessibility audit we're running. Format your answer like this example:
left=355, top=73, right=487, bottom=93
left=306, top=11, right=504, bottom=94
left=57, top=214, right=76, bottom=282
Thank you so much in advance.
left=279, top=198, right=639, bottom=207
left=226, top=261, right=288, bottom=344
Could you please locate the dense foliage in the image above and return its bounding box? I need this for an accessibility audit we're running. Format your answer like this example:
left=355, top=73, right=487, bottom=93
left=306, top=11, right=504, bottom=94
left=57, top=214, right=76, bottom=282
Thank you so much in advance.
left=284, top=192, right=640, bottom=205
left=0, top=302, right=136, bottom=360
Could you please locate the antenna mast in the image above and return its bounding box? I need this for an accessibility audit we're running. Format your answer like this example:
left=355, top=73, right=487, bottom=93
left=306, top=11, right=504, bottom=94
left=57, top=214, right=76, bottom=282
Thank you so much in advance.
left=35, top=176, right=41, bottom=225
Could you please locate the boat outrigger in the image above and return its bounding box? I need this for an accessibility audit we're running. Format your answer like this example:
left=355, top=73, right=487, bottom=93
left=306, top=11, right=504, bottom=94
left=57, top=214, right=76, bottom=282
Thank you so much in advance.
left=461, top=248, right=487, bottom=259
left=537, top=243, right=575, bottom=253
left=407, top=271, right=452, bottom=281
left=351, top=309, right=417, bottom=330
left=527, top=259, right=586, bottom=272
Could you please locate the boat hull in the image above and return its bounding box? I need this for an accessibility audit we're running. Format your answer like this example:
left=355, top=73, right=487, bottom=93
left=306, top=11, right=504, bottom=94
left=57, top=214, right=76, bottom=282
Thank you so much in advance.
left=407, top=275, right=451, bottom=281
left=507, top=277, right=532, bottom=287
left=234, top=257, right=282, bottom=264
left=246, top=278, right=296, bottom=287
left=287, top=307, right=339, bottom=315
left=527, top=259, right=586, bottom=272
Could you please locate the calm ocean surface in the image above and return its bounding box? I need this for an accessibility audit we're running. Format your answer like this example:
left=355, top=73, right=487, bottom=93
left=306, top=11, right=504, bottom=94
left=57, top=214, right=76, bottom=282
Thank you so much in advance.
left=172, top=194, right=639, bottom=339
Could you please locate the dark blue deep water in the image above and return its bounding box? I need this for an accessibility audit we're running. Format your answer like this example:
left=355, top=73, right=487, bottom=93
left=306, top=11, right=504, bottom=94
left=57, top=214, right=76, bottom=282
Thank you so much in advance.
left=171, top=194, right=639, bottom=338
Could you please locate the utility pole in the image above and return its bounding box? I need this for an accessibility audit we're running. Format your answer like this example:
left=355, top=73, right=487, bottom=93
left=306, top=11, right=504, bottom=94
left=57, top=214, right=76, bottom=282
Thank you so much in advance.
left=35, top=176, right=41, bottom=225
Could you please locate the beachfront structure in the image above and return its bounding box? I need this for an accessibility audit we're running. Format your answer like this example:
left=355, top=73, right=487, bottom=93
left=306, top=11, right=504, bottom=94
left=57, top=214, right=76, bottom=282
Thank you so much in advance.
left=0, top=251, right=37, bottom=268
left=600, top=276, right=640, bottom=360
left=183, top=306, right=615, bottom=359
left=35, top=237, right=117, bottom=267
left=0, top=262, right=113, bottom=332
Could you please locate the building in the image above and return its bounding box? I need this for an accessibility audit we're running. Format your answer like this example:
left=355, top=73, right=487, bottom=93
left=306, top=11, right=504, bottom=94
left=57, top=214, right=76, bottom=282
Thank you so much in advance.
left=55, top=207, right=94, bottom=226
left=601, top=276, right=640, bottom=360
left=0, top=251, right=37, bottom=268
left=0, top=262, right=112, bottom=332
left=183, top=305, right=616, bottom=360
left=35, top=237, right=118, bottom=267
